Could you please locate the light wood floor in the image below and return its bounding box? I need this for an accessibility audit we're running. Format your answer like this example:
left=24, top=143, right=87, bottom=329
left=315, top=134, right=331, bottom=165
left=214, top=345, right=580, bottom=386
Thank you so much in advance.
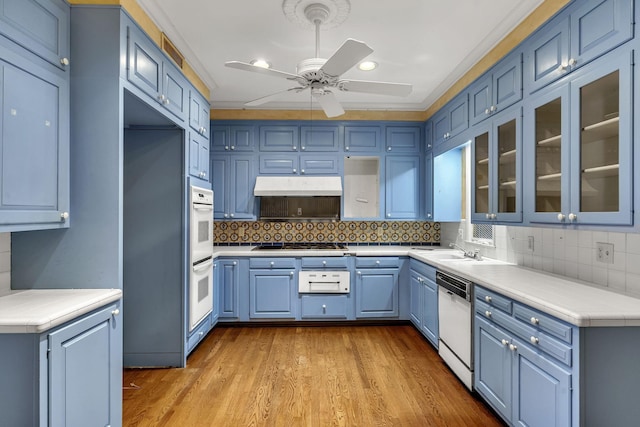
left=123, top=325, right=505, bottom=427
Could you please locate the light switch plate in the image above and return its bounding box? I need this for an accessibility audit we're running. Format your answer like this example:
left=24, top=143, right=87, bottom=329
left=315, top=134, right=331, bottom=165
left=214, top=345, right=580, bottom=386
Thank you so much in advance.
left=596, top=242, right=614, bottom=264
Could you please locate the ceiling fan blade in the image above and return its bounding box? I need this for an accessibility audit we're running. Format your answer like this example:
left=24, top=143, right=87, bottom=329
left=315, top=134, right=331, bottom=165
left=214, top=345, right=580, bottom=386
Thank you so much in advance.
left=339, top=79, right=412, bottom=97
left=319, top=39, right=373, bottom=77
left=245, top=87, right=306, bottom=107
left=312, top=91, right=345, bottom=118
left=225, top=61, right=300, bottom=80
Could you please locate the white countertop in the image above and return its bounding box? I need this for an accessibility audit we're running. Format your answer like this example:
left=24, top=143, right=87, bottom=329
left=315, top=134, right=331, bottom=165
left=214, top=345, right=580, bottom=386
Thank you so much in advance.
left=0, top=288, right=122, bottom=333
left=214, top=245, right=640, bottom=327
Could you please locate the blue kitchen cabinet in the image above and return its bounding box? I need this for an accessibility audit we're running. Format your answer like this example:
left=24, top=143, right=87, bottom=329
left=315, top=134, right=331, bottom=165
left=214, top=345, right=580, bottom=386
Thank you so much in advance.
left=469, top=51, right=522, bottom=125
left=523, top=47, right=632, bottom=226
left=210, top=124, right=255, bottom=152
left=211, top=155, right=255, bottom=220
left=189, top=89, right=210, bottom=138
left=259, top=153, right=339, bottom=175
left=300, top=294, right=350, bottom=319
left=0, top=301, right=122, bottom=426
left=0, top=0, right=70, bottom=231
left=424, top=120, right=433, bottom=152
left=432, top=92, right=468, bottom=147
left=186, top=313, right=211, bottom=355
left=344, top=125, right=381, bottom=153
left=355, top=257, right=400, bottom=318
left=385, top=125, right=421, bottom=153
left=524, top=0, right=633, bottom=93
left=0, top=0, right=70, bottom=71
left=189, top=130, right=210, bottom=181
left=300, top=124, right=341, bottom=151
left=249, top=257, right=297, bottom=319
left=471, top=107, right=522, bottom=223
left=385, top=155, right=421, bottom=219
left=409, top=260, right=438, bottom=347
left=218, top=259, right=241, bottom=319
left=259, top=125, right=299, bottom=151
left=127, top=23, right=188, bottom=122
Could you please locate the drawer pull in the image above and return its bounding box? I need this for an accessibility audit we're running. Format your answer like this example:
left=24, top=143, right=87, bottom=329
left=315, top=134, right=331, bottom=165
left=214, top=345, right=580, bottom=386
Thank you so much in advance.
left=485, top=295, right=492, bottom=303
left=485, top=310, right=492, bottom=318
left=501, top=339, right=509, bottom=346
left=111, top=309, right=120, bottom=316
left=509, top=343, right=518, bottom=352
left=530, top=317, right=539, bottom=325
left=530, top=336, right=539, bottom=345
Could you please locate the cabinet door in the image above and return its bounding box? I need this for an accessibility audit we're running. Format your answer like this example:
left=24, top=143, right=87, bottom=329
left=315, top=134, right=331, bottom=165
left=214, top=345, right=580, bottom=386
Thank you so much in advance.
left=385, top=125, right=421, bottom=153
left=424, top=151, right=433, bottom=220
left=424, top=120, right=433, bottom=152
left=228, top=156, right=255, bottom=220
left=210, top=125, right=228, bottom=151
left=162, top=62, right=187, bottom=121
left=448, top=94, right=469, bottom=138
left=300, top=125, right=339, bottom=151
left=385, top=156, right=420, bottom=219
left=524, top=17, right=570, bottom=93
left=475, top=316, right=512, bottom=422
left=409, top=270, right=423, bottom=328
left=493, top=53, right=522, bottom=113
left=127, top=26, right=162, bottom=99
left=470, top=74, right=493, bottom=126
left=198, top=137, right=210, bottom=181
left=421, top=278, right=438, bottom=347
left=189, top=90, right=206, bottom=132
left=471, top=122, right=491, bottom=220
left=259, top=125, right=299, bottom=151
left=189, top=132, right=208, bottom=180
left=569, top=49, right=632, bottom=225
left=259, top=154, right=298, bottom=174
left=1, top=60, right=69, bottom=226
left=299, top=154, right=340, bottom=175
left=512, top=337, right=572, bottom=427
left=219, top=260, right=239, bottom=318
left=211, top=156, right=228, bottom=219
left=249, top=269, right=296, bottom=319
left=355, top=268, right=399, bottom=318
left=230, top=125, right=254, bottom=151
left=0, top=0, right=70, bottom=70
left=344, top=125, right=380, bottom=152
left=49, top=303, right=120, bottom=427
left=432, top=109, right=449, bottom=147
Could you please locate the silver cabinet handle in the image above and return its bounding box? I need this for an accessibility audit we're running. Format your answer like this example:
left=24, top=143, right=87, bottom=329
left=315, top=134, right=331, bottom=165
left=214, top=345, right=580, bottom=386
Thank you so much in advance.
left=501, top=339, right=508, bottom=346
left=232, top=261, right=237, bottom=266
left=568, top=213, right=577, bottom=222
left=557, top=213, right=566, bottom=221
left=60, top=212, right=69, bottom=222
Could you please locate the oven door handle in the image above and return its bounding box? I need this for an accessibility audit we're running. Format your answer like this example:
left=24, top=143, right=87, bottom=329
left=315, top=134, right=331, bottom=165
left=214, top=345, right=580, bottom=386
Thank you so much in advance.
left=193, top=259, right=213, bottom=272
left=193, top=204, right=213, bottom=211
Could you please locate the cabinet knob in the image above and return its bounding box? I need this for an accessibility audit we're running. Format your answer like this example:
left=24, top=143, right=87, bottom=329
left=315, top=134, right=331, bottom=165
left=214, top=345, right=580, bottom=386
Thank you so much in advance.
left=225, top=146, right=230, bottom=150
left=229, top=213, right=234, bottom=218
left=418, top=277, right=423, bottom=283
left=322, top=304, right=326, bottom=309
left=557, top=213, right=566, bottom=221
left=158, top=94, right=166, bottom=102
left=345, top=146, right=350, bottom=151
left=485, top=310, right=492, bottom=318
left=485, top=295, right=492, bottom=303
left=568, top=213, right=577, bottom=222
left=485, top=108, right=490, bottom=115
left=387, top=213, right=391, bottom=217
left=485, top=213, right=491, bottom=219
left=290, top=271, right=294, bottom=277
left=60, top=212, right=69, bottom=222
left=322, top=261, right=327, bottom=266
left=530, top=316, right=539, bottom=325
left=501, top=339, right=509, bottom=346
left=300, top=169, right=305, bottom=174
left=357, top=271, right=361, bottom=275
left=491, top=213, right=497, bottom=220
left=509, top=343, right=518, bottom=352
left=375, top=260, right=380, bottom=265
left=270, top=261, right=275, bottom=267
left=301, top=146, right=306, bottom=151
left=224, top=213, right=229, bottom=218
left=232, top=261, right=237, bottom=266
left=292, top=146, right=297, bottom=151
left=568, top=58, right=577, bottom=67
left=387, top=146, right=392, bottom=151
left=292, top=169, right=297, bottom=173
left=490, top=105, right=496, bottom=112
left=230, top=146, right=235, bottom=150
left=60, top=57, right=70, bottom=66
left=111, top=308, right=120, bottom=316
left=427, top=213, right=432, bottom=218
left=427, top=144, right=432, bottom=148
left=164, top=98, right=170, bottom=105
left=530, top=336, right=539, bottom=345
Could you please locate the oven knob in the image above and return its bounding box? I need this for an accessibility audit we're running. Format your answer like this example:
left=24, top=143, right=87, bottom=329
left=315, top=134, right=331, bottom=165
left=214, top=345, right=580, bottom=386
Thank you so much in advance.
left=485, top=310, right=492, bottom=318
left=485, top=295, right=492, bottom=303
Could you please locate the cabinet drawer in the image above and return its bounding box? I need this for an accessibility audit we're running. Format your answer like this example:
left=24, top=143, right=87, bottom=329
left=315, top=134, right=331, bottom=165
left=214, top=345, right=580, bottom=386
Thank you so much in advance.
left=409, top=259, right=436, bottom=280
left=475, top=286, right=512, bottom=314
left=355, top=257, right=400, bottom=268
left=301, top=257, right=349, bottom=269
left=186, top=315, right=210, bottom=354
left=513, top=303, right=573, bottom=344
left=249, top=257, right=297, bottom=269
left=300, top=295, right=348, bottom=319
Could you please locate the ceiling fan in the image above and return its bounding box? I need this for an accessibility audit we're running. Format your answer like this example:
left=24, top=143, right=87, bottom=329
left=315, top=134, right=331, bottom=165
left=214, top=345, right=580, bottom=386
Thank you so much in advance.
left=224, top=2, right=412, bottom=118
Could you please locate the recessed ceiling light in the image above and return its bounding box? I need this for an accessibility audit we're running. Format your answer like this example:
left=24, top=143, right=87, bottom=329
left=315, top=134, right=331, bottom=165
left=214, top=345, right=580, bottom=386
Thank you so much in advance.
left=250, top=59, right=271, bottom=69
left=358, top=61, right=377, bottom=71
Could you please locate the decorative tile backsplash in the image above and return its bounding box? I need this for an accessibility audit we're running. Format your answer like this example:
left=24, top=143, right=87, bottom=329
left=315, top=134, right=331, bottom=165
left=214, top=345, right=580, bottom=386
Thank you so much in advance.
left=214, top=221, right=440, bottom=245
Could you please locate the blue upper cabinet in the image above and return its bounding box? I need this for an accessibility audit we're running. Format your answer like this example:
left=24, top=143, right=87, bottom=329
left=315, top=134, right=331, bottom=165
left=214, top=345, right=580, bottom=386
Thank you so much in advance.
left=424, top=120, right=433, bottom=152
left=259, top=125, right=299, bottom=151
left=470, top=52, right=522, bottom=126
left=524, top=0, right=633, bottom=93
left=432, top=93, right=468, bottom=147
left=0, top=0, right=70, bottom=71
left=385, top=125, right=421, bottom=153
left=211, top=155, right=255, bottom=220
left=211, top=124, right=255, bottom=152
left=127, top=23, right=188, bottom=122
left=524, top=48, right=632, bottom=226
left=300, top=124, right=340, bottom=151
left=188, top=131, right=209, bottom=181
left=385, top=156, right=421, bottom=219
left=189, top=89, right=210, bottom=138
left=344, top=125, right=381, bottom=153
left=0, top=0, right=70, bottom=231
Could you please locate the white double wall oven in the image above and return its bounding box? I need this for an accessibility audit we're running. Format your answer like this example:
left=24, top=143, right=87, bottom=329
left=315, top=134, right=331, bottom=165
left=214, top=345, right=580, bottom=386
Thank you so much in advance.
left=189, top=185, right=214, bottom=331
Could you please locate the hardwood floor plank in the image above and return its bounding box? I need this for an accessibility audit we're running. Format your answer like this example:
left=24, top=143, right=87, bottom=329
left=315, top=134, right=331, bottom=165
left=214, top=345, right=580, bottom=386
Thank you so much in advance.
left=123, top=325, right=505, bottom=427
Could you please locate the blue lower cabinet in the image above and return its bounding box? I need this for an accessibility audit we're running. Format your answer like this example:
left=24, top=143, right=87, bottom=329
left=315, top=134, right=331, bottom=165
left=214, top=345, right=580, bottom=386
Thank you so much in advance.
left=218, top=259, right=241, bottom=319
left=409, top=260, right=438, bottom=347
left=300, top=294, right=349, bottom=319
left=250, top=269, right=297, bottom=319
left=186, top=314, right=211, bottom=355
left=355, top=267, right=399, bottom=318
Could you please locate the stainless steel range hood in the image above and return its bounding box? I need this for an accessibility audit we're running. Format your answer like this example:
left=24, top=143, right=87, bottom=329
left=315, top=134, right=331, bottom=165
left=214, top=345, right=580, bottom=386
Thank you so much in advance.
left=254, top=176, right=342, bottom=197
left=254, top=176, right=342, bottom=221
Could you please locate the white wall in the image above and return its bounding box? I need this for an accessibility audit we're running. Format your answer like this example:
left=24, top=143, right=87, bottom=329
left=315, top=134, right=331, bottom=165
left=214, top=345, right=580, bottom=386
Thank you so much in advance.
left=0, top=233, right=9, bottom=296
left=440, top=222, right=640, bottom=298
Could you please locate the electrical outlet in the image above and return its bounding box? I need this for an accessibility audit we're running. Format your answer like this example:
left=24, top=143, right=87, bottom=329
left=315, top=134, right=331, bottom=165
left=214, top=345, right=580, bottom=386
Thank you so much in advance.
left=596, top=242, right=614, bottom=264
left=527, top=236, right=534, bottom=252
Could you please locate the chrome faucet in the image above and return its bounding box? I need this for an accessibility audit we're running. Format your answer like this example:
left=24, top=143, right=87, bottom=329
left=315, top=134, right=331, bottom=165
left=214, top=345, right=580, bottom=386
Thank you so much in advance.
left=449, top=243, right=482, bottom=260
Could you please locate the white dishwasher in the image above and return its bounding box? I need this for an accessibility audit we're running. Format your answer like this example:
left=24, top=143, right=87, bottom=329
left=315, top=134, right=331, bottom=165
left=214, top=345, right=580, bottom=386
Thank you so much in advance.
left=436, top=270, right=473, bottom=390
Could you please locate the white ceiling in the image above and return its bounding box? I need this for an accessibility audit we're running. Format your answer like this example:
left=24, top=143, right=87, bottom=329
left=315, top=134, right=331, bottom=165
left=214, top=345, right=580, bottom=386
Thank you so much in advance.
left=137, top=0, right=543, bottom=113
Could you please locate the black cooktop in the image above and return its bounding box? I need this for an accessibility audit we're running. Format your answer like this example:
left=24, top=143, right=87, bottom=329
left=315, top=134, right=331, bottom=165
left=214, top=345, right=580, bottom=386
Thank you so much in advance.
left=252, top=243, right=347, bottom=250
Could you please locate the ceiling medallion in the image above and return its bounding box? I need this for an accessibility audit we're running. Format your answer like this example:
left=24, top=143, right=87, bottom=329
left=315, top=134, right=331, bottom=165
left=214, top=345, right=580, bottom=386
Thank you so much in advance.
left=282, top=0, right=351, bottom=30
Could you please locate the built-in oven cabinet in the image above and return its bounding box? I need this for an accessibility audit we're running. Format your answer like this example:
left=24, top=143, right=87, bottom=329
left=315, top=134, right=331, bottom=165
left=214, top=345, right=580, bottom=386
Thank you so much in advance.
left=408, top=260, right=438, bottom=348
left=522, top=47, right=633, bottom=226
left=249, top=257, right=298, bottom=319
left=354, top=257, right=400, bottom=318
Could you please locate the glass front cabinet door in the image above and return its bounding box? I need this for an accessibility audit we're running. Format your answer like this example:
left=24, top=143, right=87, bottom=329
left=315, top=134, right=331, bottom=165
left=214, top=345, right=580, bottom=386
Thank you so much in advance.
left=524, top=49, right=632, bottom=225
left=471, top=108, right=522, bottom=223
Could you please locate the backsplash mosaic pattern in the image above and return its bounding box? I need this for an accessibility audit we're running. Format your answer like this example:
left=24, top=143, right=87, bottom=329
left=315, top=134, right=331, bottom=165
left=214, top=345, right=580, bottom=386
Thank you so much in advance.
left=214, top=221, right=440, bottom=245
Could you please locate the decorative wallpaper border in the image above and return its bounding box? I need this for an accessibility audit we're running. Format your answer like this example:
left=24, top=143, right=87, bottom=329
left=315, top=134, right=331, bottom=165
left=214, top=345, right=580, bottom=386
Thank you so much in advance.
left=214, top=221, right=440, bottom=245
